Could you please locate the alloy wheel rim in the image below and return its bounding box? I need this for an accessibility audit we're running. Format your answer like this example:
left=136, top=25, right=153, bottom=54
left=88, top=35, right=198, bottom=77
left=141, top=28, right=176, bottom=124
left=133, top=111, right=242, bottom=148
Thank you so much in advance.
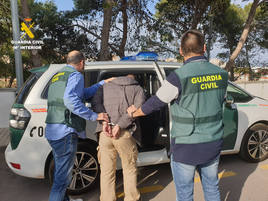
left=68, top=151, right=98, bottom=191
left=247, top=129, right=268, bottom=160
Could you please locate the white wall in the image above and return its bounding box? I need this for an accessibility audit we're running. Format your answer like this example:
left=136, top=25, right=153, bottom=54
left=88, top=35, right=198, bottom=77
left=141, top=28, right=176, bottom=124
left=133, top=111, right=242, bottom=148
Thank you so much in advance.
left=236, top=81, right=268, bottom=100
left=0, top=89, right=16, bottom=128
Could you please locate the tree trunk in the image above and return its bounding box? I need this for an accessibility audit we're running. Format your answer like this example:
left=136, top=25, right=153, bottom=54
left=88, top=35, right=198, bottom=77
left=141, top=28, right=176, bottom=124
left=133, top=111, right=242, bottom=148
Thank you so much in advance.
left=4, top=71, right=7, bottom=87
left=8, top=75, right=15, bottom=88
left=118, top=0, right=128, bottom=58
left=191, top=0, right=209, bottom=29
left=225, top=0, right=260, bottom=81
left=21, top=0, right=42, bottom=67
left=100, top=0, right=114, bottom=61
left=245, top=41, right=253, bottom=81
left=31, top=49, right=42, bottom=67
left=21, top=0, right=30, bottom=19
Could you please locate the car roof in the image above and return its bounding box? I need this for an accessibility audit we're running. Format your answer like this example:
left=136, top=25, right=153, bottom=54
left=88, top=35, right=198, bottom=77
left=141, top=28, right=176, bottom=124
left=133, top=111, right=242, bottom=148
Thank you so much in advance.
left=84, top=61, right=182, bottom=70
left=41, top=61, right=182, bottom=74
left=29, top=64, right=50, bottom=73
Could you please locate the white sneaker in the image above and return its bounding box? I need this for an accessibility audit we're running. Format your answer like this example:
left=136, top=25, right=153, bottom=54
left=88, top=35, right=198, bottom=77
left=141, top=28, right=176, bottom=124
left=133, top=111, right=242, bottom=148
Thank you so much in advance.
left=70, top=199, right=83, bottom=201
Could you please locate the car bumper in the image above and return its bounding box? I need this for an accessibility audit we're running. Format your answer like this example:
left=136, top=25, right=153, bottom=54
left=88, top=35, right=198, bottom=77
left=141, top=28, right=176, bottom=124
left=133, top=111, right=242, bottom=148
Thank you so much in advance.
left=5, top=143, right=49, bottom=179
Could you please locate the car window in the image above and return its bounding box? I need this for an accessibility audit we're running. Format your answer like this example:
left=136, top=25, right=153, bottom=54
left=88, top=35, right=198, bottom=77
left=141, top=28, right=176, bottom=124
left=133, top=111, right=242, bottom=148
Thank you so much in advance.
left=41, top=70, right=100, bottom=99
left=41, top=79, right=50, bottom=99
left=98, top=70, right=161, bottom=99
left=15, top=73, right=42, bottom=104
left=41, top=72, right=57, bottom=99
left=84, top=70, right=99, bottom=87
left=137, top=73, right=160, bottom=97
left=227, top=83, right=253, bottom=103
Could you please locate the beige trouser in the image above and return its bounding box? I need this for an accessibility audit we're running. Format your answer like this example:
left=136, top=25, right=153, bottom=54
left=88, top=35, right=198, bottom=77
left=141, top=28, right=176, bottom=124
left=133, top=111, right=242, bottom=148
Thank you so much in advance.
left=98, top=129, right=140, bottom=201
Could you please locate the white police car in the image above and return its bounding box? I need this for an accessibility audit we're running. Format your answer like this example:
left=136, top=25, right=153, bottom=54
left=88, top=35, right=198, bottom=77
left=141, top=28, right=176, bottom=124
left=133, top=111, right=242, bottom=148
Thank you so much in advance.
left=5, top=55, right=268, bottom=194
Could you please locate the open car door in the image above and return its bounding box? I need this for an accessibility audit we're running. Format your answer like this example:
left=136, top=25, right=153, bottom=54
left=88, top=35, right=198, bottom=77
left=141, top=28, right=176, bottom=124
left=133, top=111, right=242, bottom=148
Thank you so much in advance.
left=153, top=61, right=172, bottom=155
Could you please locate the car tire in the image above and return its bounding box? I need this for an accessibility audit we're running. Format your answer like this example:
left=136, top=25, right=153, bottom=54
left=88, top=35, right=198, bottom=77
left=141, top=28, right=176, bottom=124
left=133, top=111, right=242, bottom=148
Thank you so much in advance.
left=239, top=123, right=268, bottom=163
left=48, top=141, right=100, bottom=195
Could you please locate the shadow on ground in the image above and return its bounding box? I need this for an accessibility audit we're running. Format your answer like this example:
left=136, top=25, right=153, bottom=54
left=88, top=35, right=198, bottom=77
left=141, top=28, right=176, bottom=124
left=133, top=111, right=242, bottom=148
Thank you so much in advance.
left=219, top=155, right=258, bottom=201
left=0, top=146, right=50, bottom=201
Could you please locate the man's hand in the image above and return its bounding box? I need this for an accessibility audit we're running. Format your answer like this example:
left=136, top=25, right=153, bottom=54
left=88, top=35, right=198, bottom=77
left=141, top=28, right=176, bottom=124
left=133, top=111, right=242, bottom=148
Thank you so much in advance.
left=112, top=124, right=120, bottom=139
left=97, top=113, right=109, bottom=122
left=102, top=121, right=112, bottom=137
left=127, top=106, right=146, bottom=118
left=104, top=77, right=115, bottom=83
left=127, top=105, right=137, bottom=117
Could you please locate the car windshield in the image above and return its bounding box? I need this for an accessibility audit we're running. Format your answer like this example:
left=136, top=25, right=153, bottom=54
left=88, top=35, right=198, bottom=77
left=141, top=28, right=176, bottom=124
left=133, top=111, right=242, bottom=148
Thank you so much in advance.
left=14, top=73, right=43, bottom=104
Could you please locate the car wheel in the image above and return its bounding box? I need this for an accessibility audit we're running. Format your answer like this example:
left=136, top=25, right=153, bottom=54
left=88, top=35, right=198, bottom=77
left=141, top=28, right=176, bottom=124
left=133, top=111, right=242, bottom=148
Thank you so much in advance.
left=49, top=141, right=100, bottom=195
left=240, top=123, right=268, bottom=162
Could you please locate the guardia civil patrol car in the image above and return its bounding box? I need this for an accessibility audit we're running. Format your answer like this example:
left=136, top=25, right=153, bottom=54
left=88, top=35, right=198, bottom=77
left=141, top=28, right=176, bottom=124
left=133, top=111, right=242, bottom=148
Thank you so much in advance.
left=5, top=53, right=268, bottom=194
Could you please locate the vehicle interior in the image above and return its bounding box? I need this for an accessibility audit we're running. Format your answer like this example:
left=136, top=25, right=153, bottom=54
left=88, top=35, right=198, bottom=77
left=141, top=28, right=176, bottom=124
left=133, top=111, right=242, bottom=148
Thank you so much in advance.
left=85, top=69, right=170, bottom=152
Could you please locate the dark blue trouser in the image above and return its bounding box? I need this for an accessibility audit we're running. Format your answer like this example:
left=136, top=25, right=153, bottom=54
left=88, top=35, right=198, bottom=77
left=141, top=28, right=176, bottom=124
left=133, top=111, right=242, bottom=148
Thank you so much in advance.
left=48, top=133, right=78, bottom=201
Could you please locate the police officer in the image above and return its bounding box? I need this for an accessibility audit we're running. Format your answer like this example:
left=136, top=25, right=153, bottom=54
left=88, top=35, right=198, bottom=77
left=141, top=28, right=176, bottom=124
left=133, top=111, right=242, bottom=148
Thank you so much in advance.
left=128, top=30, right=228, bottom=201
left=45, top=50, right=110, bottom=201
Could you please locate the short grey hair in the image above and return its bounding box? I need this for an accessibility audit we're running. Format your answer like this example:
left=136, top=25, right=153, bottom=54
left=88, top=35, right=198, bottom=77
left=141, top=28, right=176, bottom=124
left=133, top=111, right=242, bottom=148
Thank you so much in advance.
left=66, top=51, right=85, bottom=64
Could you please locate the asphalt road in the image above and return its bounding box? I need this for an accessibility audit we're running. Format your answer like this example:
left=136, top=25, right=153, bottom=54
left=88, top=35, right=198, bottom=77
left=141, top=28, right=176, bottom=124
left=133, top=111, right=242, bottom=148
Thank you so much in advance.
left=1, top=144, right=268, bottom=201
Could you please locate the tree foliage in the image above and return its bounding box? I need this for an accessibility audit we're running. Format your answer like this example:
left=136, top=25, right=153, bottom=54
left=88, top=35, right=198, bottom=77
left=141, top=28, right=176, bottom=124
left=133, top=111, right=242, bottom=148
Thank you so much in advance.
left=0, top=0, right=18, bottom=86
left=141, top=0, right=230, bottom=58
left=214, top=4, right=245, bottom=53
left=0, top=0, right=93, bottom=87
left=215, top=2, right=267, bottom=65
left=253, top=2, right=268, bottom=49
left=30, top=2, right=92, bottom=63
left=68, top=0, right=153, bottom=60
left=1, top=0, right=267, bottom=87
left=224, top=0, right=265, bottom=80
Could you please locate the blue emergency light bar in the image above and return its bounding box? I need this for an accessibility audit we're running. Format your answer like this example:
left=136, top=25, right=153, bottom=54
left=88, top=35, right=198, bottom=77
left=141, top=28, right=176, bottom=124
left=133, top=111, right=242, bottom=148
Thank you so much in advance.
left=120, top=51, right=158, bottom=61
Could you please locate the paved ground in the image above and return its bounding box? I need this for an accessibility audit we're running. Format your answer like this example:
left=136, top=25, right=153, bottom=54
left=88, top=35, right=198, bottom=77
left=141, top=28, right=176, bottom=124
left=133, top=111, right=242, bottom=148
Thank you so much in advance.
left=2, top=128, right=268, bottom=201
left=0, top=128, right=9, bottom=147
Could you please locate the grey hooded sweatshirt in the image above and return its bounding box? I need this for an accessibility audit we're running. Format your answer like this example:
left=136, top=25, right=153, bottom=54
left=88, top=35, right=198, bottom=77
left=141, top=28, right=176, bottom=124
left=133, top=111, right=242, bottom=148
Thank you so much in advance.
left=92, top=76, right=145, bottom=136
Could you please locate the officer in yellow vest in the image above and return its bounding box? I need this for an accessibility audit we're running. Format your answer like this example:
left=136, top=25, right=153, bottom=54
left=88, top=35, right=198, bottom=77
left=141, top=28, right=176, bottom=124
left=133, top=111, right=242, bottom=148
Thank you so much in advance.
left=128, top=30, right=228, bottom=201
left=45, top=50, right=111, bottom=201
